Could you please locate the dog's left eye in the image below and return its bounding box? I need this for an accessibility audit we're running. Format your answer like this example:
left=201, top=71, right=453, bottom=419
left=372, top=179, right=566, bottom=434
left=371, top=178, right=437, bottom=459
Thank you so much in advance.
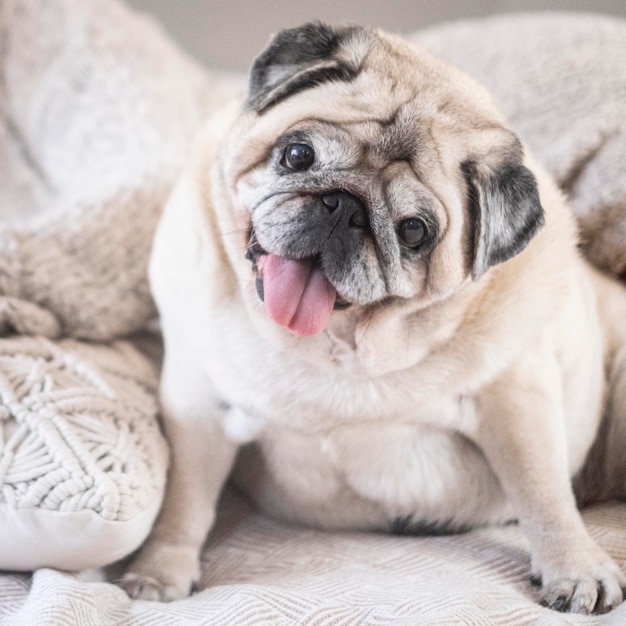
left=283, top=143, right=315, bottom=171
left=397, top=218, right=428, bottom=249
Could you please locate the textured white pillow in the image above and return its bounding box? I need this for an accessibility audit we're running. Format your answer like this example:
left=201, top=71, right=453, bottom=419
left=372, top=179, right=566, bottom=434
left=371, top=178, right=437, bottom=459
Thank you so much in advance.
left=0, top=336, right=168, bottom=570
left=0, top=0, right=236, bottom=573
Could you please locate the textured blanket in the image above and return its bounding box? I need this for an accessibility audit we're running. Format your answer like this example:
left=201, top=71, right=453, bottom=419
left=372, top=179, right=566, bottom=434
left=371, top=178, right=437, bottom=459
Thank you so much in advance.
left=0, top=0, right=240, bottom=341
left=1, top=1, right=626, bottom=624
left=9, top=492, right=626, bottom=625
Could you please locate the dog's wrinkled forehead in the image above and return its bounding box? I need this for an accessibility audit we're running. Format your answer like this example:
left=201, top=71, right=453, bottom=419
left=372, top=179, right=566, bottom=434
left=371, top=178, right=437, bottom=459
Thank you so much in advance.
left=244, top=22, right=451, bottom=173
left=243, top=21, right=504, bottom=148
left=367, top=105, right=424, bottom=165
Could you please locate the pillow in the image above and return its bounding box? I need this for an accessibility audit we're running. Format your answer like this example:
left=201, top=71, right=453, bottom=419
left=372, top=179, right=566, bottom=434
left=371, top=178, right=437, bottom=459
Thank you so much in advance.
left=0, top=335, right=168, bottom=571
left=0, top=0, right=238, bottom=573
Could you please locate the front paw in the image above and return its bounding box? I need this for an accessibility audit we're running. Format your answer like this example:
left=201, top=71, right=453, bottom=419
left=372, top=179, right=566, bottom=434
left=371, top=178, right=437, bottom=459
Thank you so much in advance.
left=119, top=540, right=201, bottom=602
left=119, top=572, right=191, bottom=602
left=535, top=550, right=626, bottom=614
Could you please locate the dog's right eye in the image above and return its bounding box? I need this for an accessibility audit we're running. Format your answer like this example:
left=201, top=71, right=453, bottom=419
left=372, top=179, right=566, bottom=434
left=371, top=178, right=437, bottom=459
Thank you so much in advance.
left=397, top=218, right=428, bottom=249
left=283, top=143, right=315, bottom=171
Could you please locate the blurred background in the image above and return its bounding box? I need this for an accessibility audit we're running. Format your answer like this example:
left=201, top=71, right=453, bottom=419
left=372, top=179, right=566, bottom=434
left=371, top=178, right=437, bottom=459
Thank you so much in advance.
left=126, top=0, right=626, bottom=72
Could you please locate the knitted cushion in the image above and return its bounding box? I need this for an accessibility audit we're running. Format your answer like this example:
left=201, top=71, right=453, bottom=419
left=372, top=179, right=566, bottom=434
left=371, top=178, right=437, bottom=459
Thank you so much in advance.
left=0, top=335, right=168, bottom=570
left=0, top=0, right=239, bottom=572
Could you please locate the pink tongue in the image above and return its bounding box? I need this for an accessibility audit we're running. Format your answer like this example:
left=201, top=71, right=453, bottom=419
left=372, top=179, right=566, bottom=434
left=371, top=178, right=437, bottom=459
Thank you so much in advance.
left=258, top=254, right=336, bottom=336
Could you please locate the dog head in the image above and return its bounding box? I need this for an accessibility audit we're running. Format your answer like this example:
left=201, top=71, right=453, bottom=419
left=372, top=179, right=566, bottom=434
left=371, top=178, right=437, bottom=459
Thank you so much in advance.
left=213, top=22, right=544, bottom=338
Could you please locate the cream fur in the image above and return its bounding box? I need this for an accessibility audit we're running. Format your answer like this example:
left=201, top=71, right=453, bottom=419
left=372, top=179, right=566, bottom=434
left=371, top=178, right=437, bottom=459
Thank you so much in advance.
left=123, top=29, right=626, bottom=615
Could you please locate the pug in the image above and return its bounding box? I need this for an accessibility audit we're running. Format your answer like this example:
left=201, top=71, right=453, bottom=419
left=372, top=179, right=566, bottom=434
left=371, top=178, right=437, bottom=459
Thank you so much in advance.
left=122, top=23, right=626, bottom=614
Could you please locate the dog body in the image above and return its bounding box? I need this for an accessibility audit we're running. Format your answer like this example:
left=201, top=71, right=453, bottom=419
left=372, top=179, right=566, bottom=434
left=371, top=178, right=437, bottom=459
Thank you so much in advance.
left=123, top=24, right=626, bottom=614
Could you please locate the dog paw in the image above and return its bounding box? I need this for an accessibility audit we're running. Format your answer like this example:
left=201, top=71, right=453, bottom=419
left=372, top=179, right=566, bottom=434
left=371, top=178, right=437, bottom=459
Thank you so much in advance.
left=119, top=540, right=201, bottom=602
left=538, top=562, right=626, bottom=614
left=119, top=572, right=190, bottom=602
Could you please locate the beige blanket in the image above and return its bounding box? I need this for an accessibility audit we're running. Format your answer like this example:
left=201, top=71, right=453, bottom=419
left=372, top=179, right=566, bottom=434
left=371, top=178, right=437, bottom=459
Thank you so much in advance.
left=7, top=492, right=626, bottom=625
left=1, top=2, right=626, bottom=624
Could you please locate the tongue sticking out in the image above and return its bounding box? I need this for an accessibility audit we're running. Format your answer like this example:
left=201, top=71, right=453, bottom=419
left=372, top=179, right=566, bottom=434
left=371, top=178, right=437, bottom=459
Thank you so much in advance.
left=258, top=254, right=336, bottom=336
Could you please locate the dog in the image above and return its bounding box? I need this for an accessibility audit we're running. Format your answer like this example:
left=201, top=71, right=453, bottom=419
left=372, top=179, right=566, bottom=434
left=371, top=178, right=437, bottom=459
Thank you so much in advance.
left=121, top=22, right=626, bottom=614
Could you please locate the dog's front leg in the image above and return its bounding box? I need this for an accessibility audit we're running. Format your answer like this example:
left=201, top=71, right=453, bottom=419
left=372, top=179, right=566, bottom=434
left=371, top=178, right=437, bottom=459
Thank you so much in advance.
left=121, top=344, right=238, bottom=601
left=472, top=348, right=625, bottom=614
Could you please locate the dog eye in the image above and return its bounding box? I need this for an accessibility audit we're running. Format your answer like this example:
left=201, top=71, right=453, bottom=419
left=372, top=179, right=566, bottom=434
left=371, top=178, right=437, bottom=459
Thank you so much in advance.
left=283, top=143, right=315, bottom=171
left=397, top=218, right=428, bottom=249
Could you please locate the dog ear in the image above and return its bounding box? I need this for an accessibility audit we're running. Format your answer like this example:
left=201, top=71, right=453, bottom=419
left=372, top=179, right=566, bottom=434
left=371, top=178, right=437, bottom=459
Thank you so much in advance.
left=462, top=156, right=545, bottom=280
left=246, top=22, right=367, bottom=113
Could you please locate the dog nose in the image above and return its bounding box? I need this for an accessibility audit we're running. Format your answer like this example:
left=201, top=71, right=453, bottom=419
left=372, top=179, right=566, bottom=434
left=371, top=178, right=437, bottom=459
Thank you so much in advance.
left=321, top=191, right=368, bottom=229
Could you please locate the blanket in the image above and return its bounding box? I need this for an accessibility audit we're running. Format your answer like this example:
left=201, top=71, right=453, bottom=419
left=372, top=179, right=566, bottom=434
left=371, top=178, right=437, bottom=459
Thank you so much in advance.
left=1, top=1, right=626, bottom=624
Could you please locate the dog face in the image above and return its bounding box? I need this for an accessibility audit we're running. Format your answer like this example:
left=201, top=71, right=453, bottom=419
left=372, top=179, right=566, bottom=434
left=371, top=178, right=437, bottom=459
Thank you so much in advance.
left=213, top=22, right=544, bottom=337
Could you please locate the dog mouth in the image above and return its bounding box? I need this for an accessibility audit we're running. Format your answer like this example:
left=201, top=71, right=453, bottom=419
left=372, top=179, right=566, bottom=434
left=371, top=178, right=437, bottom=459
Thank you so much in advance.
left=246, top=231, right=351, bottom=336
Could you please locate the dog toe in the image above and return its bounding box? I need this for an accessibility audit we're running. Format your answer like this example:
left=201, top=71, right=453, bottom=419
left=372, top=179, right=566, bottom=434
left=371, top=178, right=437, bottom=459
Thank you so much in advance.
left=541, top=578, right=576, bottom=612
left=540, top=574, right=625, bottom=614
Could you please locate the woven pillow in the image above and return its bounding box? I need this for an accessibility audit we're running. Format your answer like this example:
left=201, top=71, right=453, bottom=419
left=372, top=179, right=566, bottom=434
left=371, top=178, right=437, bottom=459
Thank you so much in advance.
left=0, top=0, right=238, bottom=572
left=0, top=335, right=168, bottom=570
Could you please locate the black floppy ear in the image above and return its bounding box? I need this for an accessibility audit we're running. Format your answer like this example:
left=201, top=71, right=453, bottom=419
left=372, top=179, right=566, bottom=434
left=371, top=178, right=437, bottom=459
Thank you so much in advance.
left=462, top=157, right=545, bottom=280
left=246, top=22, right=367, bottom=113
